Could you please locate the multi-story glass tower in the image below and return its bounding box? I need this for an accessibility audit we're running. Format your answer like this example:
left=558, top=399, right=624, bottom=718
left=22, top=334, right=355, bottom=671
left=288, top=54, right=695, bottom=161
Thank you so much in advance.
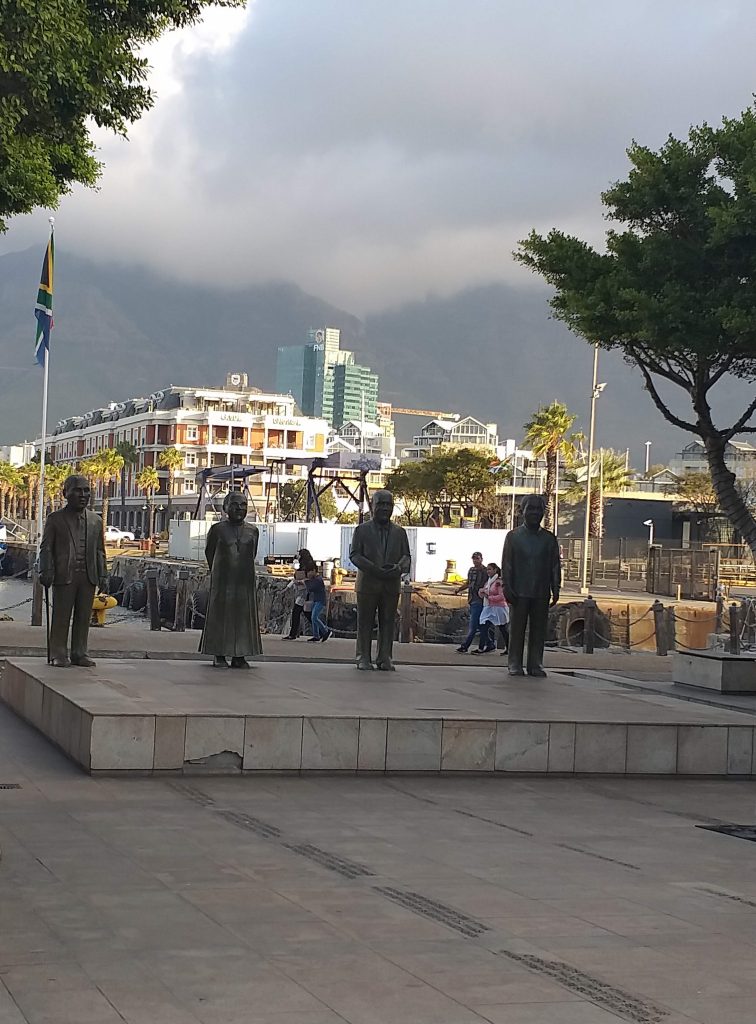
left=275, top=327, right=379, bottom=428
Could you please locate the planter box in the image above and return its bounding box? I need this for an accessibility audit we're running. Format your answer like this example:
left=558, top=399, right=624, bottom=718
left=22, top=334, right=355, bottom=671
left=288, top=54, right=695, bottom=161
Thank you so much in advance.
left=673, top=650, right=756, bottom=694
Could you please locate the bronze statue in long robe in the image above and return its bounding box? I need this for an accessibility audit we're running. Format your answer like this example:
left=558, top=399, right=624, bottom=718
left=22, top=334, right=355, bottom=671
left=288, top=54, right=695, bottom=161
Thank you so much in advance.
left=200, top=492, right=262, bottom=668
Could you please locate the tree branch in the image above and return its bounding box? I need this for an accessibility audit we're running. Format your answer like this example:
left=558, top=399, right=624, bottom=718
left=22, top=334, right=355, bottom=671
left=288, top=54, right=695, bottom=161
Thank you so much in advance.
left=724, top=393, right=756, bottom=440
left=635, top=361, right=698, bottom=433
left=708, top=352, right=737, bottom=389
left=631, top=345, right=692, bottom=389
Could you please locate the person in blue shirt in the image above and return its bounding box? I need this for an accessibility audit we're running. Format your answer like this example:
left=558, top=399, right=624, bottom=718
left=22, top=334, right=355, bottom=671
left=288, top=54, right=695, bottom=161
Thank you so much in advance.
left=305, top=568, right=332, bottom=643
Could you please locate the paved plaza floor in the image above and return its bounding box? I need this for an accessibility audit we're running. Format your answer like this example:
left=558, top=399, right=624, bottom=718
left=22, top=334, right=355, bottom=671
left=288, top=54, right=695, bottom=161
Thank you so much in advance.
left=2, top=692, right=756, bottom=1024
left=0, top=617, right=672, bottom=680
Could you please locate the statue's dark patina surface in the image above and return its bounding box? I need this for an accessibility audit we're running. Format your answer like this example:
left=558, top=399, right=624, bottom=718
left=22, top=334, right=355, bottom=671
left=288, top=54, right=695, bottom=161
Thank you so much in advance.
left=200, top=491, right=262, bottom=669
left=349, top=490, right=411, bottom=671
left=39, top=474, right=107, bottom=668
left=501, top=494, right=561, bottom=677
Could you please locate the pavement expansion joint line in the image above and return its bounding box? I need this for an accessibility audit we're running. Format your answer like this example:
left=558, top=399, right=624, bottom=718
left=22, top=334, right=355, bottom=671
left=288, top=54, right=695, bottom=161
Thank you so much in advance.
left=373, top=886, right=489, bottom=938
left=169, top=782, right=215, bottom=807
left=554, top=842, right=640, bottom=870
left=217, top=809, right=283, bottom=839
left=692, top=884, right=756, bottom=909
left=498, top=951, right=668, bottom=1024
left=280, top=842, right=374, bottom=879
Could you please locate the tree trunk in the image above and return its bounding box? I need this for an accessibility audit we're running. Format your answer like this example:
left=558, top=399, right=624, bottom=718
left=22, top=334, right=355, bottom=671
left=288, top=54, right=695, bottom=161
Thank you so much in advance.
left=544, top=450, right=556, bottom=531
left=120, top=466, right=126, bottom=522
left=704, top=433, right=756, bottom=561
left=589, top=488, right=602, bottom=538
left=149, top=498, right=155, bottom=539
left=102, top=488, right=110, bottom=545
left=166, top=471, right=173, bottom=524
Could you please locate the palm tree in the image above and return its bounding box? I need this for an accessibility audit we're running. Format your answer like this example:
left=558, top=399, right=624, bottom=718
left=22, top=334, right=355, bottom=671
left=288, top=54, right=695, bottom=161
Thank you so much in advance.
left=0, top=461, right=16, bottom=520
left=136, top=466, right=160, bottom=538
left=3, top=463, right=23, bottom=521
left=158, top=446, right=184, bottom=526
left=44, top=463, right=72, bottom=514
left=20, top=460, right=41, bottom=523
left=565, top=448, right=633, bottom=537
left=523, top=402, right=581, bottom=531
left=114, top=441, right=139, bottom=524
left=82, top=448, right=125, bottom=541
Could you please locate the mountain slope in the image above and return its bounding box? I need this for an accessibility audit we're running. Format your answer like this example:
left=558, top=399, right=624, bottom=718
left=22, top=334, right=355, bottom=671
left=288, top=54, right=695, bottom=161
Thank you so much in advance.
left=0, top=248, right=361, bottom=439
left=0, top=247, right=720, bottom=461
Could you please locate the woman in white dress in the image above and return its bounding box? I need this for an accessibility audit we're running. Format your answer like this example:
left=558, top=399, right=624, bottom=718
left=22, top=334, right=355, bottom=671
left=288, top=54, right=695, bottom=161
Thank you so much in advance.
left=473, top=562, right=509, bottom=655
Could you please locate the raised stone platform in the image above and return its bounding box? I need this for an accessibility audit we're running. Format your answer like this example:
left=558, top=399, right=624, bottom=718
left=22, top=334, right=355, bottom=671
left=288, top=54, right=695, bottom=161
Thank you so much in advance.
left=673, top=649, right=756, bottom=693
left=2, top=656, right=755, bottom=776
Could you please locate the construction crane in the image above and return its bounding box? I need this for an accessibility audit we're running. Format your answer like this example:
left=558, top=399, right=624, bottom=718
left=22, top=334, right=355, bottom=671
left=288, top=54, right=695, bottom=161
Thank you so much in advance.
left=389, top=406, right=460, bottom=420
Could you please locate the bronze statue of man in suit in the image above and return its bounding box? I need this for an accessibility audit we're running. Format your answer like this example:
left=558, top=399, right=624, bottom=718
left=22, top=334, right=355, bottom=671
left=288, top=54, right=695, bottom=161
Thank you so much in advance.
left=200, top=491, right=262, bottom=669
left=39, top=474, right=108, bottom=668
left=501, top=493, right=561, bottom=677
left=349, top=489, right=411, bottom=671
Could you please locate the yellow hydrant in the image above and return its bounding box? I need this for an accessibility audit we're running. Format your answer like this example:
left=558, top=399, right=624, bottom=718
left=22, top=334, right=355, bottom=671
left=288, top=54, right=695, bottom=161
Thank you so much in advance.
left=91, top=592, right=118, bottom=627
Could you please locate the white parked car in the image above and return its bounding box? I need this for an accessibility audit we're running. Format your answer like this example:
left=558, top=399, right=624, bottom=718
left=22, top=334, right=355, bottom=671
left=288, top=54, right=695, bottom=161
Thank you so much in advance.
left=105, top=526, right=135, bottom=544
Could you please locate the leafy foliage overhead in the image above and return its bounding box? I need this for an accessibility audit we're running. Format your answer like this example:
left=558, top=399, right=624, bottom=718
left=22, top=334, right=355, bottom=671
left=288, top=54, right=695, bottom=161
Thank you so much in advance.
left=516, top=105, right=756, bottom=556
left=0, top=0, right=243, bottom=229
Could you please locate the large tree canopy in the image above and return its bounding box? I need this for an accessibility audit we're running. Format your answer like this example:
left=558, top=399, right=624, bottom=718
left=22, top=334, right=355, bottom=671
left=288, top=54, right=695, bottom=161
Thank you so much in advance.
left=0, top=0, right=243, bottom=229
left=516, top=106, right=756, bottom=558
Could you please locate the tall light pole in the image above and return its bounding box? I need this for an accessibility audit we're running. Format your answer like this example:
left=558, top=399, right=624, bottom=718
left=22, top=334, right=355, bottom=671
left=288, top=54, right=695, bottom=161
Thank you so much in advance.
left=644, top=440, right=652, bottom=475
left=580, top=345, right=605, bottom=594
left=643, top=518, right=654, bottom=547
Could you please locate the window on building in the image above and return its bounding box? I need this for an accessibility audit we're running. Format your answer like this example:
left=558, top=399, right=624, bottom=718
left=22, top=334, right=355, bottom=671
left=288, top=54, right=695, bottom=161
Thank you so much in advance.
left=185, top=425, right=198, bottom=441
left=183, top=479, right=196, bottom=494
left=184, top=451, right=197, bottom=467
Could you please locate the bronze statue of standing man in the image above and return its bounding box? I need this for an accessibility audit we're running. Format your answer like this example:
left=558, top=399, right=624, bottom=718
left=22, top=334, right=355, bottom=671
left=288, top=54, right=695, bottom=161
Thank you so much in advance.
left=349, top=490, right=411, bottom=671
left=501, top=493, right=561, bottom=677
left=200, top=491, right=262, bottom=669
left=39, top=474, right=108, bottom=668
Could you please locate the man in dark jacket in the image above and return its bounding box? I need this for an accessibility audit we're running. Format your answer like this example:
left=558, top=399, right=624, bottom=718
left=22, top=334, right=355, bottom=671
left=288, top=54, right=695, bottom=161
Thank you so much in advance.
left=501, top=493, right=561, bottom=677
left=39, top=474, right=108, bottom=668
left=349, top=490, right=411, bottom=671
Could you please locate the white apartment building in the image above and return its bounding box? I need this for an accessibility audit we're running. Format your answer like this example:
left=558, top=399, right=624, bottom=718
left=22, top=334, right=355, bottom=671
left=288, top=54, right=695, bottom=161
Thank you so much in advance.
left=0, top=441, right=36, bottom=467
left=401, top=416, right=499, bottom=460
left=327, top=420, right=397, bottom=466
left=669, top=440, right=756, bottom=481
left=46, top=372, right=329, bottom=530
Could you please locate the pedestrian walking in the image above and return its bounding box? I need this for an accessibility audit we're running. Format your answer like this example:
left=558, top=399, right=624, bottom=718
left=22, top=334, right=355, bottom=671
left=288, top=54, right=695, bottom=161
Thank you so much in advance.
left=456, top=551, right=488, bottom=653
left=283, top=570, right=309, bottom=640
left=473, top=563, right=509, bottom=654
left=305, top=567, right=332, bottom=643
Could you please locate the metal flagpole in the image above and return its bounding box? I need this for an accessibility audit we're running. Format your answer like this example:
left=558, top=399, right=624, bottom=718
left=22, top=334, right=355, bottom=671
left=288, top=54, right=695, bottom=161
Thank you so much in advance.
left=35, top=217, right=54, bottom=557
left=580, top=344, right=600, bottom=594
left=554, top=452, right=559, bottom=538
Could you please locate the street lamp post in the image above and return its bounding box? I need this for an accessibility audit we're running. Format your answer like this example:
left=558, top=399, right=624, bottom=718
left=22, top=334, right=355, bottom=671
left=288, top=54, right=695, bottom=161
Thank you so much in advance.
left=580, top=345, right=605, bottom=594
left=643, top=518, right=654, bottom=547
left=644, top=440, right=652, bottom=475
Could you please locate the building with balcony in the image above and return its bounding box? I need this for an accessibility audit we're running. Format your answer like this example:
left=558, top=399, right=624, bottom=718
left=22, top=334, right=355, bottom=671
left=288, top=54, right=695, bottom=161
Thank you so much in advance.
left=670, top=440, right=756, bottom=481
left=45, top=372, right=329, bottom=531
left=401, top=416, right=500, bottom=460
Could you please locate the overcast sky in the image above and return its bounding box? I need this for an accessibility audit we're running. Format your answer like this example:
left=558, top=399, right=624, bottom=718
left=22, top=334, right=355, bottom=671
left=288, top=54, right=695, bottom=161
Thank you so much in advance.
left=3, top=0, right=756, bottom=314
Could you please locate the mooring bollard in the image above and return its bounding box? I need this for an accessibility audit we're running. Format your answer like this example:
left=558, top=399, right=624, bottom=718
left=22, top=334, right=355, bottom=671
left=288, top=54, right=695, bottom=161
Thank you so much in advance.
left=652, top=599, right=667, bottom=656
left=30, top=568, right=43, bottom=626
left=729, top=601, right=741, bottom=655
left=145, top=569, right=161, bottom=632
left=173, top=570, right=190, bottom=633
left=399, top=581, right=413, bottom=643
left=664, top=605, right=677, bottom=652
left=583, top=595, right=597, bottom=654
left=715, top=594, right=724, bottom=634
